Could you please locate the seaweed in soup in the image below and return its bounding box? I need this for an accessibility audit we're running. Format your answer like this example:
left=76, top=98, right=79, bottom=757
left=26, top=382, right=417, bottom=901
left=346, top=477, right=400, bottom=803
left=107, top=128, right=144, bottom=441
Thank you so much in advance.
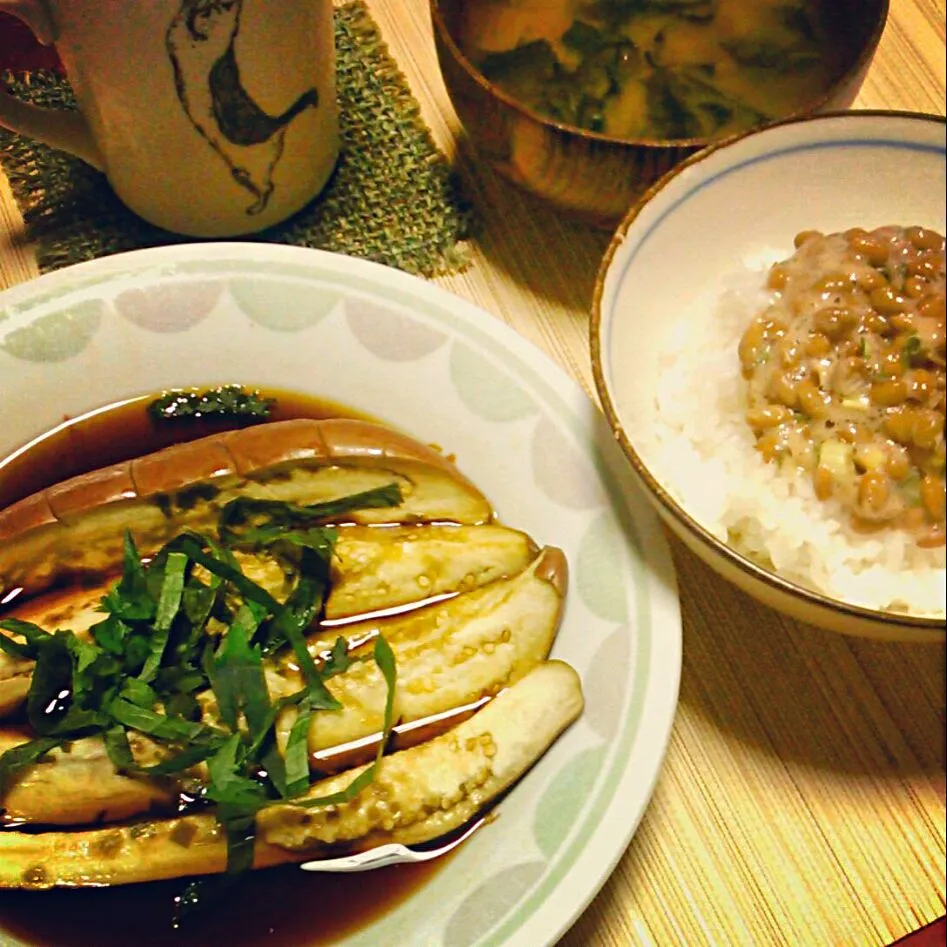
left=463, top=0, right=839, bottom=141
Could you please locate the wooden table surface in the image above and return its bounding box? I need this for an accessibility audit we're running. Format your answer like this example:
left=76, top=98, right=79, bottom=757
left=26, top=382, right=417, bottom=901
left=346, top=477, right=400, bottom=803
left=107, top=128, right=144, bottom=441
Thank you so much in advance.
left=1, top=2, right=945, bottom=945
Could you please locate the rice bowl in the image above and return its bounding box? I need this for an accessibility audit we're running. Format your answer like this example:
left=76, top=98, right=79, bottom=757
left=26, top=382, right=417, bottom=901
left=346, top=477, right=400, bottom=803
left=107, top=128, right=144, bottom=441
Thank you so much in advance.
left=592, top=110, right=946, bottom=640
left=642, top=268, right=944, bottom=619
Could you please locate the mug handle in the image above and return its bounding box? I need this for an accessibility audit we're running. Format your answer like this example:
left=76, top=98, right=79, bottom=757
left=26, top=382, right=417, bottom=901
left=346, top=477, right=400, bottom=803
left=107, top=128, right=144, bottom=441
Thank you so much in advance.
left=0, top=1, right=105, bottom=169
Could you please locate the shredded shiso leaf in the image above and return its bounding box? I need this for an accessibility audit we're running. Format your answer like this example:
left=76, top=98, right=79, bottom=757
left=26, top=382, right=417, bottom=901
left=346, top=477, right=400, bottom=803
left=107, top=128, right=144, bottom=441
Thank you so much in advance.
left=0, top=483, right=403, bottom=920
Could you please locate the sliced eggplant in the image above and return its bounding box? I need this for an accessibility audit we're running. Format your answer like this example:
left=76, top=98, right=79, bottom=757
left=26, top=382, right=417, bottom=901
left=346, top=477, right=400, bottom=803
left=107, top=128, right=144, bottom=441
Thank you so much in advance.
left=0, top=523, right=537, bottom=719
left=271, top=547, right=567, bottom=755
left=0, top=418, right=495, bottom=601
left=0, top=662, right=583, bottom=889
left=1, top=547, right=565, bottom=827
left=324, top=523, right=537, bottom=620
left=0, top=731, right=176, bottom=827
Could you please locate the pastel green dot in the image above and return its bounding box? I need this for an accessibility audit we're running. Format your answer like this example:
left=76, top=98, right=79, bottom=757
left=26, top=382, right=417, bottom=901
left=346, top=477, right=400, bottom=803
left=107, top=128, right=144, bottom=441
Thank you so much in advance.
left=1, top=301, right=103, bottom=362
left=533, top=745, right=606, bottom=860
left=230, top=278, right=341, bottom=331
left=450, top=340, right=539, bottom=423
left=584, top=627, right=631, bottom=740
left=576, top=511, right=629, bottom=623
left=443, top=861, right=546, bottom=947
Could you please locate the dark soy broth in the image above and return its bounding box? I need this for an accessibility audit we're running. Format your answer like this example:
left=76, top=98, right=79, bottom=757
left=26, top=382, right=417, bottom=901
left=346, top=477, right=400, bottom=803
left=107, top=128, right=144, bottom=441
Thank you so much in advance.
left=0, top=387, right=449, bottom=945
left=0, top=387, right=376, bottom=511
left=0, top=860, right=445, bottom=946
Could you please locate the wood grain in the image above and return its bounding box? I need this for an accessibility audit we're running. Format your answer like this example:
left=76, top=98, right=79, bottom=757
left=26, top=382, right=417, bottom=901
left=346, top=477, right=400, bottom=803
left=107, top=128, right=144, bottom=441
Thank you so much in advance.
left=1, top=1, right=945, bottom=945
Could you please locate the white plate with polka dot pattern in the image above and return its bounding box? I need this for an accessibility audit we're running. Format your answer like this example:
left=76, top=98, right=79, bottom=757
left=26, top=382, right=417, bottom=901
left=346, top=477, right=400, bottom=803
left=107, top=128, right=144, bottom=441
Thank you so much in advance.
left=0, top=244, right=681, bottom=947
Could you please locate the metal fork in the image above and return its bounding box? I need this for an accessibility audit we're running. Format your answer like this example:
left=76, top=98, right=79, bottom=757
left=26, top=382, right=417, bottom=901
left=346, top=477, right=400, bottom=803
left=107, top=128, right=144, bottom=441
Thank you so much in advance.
left=299, top=815, right=487, bottom=873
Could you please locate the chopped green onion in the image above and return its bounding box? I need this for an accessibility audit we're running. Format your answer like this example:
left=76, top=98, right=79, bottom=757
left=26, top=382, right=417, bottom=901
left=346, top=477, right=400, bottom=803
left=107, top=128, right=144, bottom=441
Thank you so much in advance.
left=901, top=334, right=923, bottom=368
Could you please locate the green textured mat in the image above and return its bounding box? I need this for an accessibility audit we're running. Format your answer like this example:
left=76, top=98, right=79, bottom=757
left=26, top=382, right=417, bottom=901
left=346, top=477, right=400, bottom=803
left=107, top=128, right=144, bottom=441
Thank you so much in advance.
left=0, top=1, right=472, bottom=277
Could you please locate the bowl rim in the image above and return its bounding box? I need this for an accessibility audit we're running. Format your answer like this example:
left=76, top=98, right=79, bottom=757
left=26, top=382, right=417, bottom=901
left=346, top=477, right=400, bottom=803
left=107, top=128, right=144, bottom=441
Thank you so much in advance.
left=428, top=0, right=891, bottom=150
left=590, top=108, right=947, bottom=632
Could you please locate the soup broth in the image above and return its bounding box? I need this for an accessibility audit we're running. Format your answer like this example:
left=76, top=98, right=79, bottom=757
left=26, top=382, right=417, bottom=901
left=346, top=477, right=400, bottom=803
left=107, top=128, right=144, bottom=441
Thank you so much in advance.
left=459, top=0, right=842, bottom=140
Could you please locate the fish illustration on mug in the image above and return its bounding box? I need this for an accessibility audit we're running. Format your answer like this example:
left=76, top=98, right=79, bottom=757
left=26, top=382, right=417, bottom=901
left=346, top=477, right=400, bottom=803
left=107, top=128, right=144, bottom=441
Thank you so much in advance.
left=166, top=0, right=320, bottom=215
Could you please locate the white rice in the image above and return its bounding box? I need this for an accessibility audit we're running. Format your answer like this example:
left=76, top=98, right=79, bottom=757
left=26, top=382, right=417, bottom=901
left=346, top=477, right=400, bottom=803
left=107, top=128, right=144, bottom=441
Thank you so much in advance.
left=639, top=269, right=946, bottom=619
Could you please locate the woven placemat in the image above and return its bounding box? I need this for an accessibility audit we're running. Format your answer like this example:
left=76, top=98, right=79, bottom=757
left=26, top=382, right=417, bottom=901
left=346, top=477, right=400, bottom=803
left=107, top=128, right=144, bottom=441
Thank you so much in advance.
left=0, top=1, right=472, bottom=277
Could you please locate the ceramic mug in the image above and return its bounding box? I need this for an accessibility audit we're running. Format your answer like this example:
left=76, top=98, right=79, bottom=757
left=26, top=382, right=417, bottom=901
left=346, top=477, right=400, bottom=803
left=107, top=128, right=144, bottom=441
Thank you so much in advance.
left=0, top=0, right=339, bottom=236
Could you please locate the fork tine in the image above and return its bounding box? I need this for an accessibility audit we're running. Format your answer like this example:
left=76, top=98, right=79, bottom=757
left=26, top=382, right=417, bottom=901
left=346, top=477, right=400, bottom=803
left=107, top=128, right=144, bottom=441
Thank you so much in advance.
left=299, top=814, right=489, bottom=873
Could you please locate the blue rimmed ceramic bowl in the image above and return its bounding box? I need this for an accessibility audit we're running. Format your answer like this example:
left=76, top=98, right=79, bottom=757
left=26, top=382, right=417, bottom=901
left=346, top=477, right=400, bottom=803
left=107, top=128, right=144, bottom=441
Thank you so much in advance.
left=592, top=111, right=946, bottom=641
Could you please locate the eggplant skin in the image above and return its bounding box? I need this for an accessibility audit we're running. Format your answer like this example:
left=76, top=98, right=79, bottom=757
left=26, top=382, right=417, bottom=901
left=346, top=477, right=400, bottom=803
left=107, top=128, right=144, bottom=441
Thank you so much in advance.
left=0, top=662, right=584, bottom=889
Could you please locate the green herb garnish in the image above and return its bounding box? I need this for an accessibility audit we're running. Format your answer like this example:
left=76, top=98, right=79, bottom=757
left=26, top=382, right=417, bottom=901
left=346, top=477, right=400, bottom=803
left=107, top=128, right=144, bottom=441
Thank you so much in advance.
left=562, top=19, right=609, bottom=56
left=147, top=385, right=276, bottom=424
left=901, top=334, right=923, bottom=368
left=722, top=36, right=821, bottom=73
left=0, top=482, right=404, bottom=921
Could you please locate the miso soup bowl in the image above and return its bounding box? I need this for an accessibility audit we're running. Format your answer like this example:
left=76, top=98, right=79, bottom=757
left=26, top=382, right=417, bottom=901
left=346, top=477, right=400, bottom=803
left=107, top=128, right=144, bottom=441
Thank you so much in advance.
left=431, top=0, right=888, bottom=227
left=592, top=111, right=946, bottom=642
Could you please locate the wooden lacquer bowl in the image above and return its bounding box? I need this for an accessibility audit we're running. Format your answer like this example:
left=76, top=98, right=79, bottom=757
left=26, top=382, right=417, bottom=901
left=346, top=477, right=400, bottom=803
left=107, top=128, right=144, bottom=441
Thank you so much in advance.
left=431, top=0, right=889, bottom=227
